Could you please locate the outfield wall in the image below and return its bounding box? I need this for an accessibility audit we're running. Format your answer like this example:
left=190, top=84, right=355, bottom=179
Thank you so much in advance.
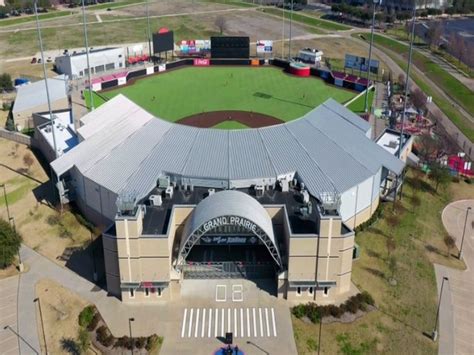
left=91, top=58, right=368, bottom=96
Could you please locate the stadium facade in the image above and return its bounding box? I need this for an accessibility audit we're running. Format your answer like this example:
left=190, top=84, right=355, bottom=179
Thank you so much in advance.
left=51, top=94, right=407, bottom=304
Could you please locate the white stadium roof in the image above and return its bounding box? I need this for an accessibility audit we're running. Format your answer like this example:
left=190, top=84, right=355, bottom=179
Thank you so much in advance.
left=51, top=94, right=404, bottom=201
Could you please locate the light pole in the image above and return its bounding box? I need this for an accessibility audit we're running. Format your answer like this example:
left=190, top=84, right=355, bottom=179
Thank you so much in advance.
left=432, top=276, right=448, bottom=341
left=145, top=0, right=152, bottom=59
left=397, top=0, right=417, bottom=159
left=33, top=297, right=48, bottom=354
left=364, top=0, right=379, bottom=114
left=317, top=317, right=322, bottom=355
left=90, top=231, right=98, bottom=281
left=81, top=0, right=94, bottom=111
left=128, top=317, right=135, bottom=354
left=288, top=0, right=294, bottom=61
left=458, top=207, right=471, bottom=260
left=9, top=216, right=23, bottom=272
left=0, top=184, right=11, bottom=221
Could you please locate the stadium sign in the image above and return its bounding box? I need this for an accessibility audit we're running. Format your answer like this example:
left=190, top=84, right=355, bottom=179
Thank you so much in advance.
left=179, top=39, right=211, bottom=54
left=344, top=54, right=379, bottom=74
left=194, top=58, right=210, bottom=66
left=256, top=40, right=273, bottom=54
left=200, top=216, right=258, bottom=234
left=199, top=235, right=259, bottom=245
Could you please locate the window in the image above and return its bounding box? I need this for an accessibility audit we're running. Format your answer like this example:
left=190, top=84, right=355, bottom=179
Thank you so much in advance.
left=323, top=287, right=329, bottom=297
left=308, top=287, right=314, bottom=295
left=79, top=71, right=83, bottom=76
left=296, top=287, right=301, bottom=296
left=119, top=63, right=123, bottom=67
left=157, top=288, right=162, bottom=297
left=145, top=288, right=150, bottom=297
left=129, top=289, right=135, bottom=298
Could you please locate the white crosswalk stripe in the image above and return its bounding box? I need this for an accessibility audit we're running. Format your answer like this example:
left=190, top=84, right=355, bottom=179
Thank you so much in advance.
left=180, top=307, right=278, bottom=339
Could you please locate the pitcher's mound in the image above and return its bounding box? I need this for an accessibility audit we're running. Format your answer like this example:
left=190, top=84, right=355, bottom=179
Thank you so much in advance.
left=176, top=110, right=284, bottom=128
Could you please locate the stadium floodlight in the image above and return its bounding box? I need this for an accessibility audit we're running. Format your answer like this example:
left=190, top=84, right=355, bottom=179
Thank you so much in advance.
left=34, top=0, right=58, bottom=159
left=364, top=0, right=381, bottom=114
left=288, top=0, right=294, bottom=61
left=397, top=0, right=417, bottom=159
left=81, top=0, right=94, bottom=111
left=146, top=0, right=152, bottom=59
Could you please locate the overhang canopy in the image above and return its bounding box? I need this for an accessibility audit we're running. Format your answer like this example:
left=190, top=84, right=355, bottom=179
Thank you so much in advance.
left=178, top=190, right=282, bottom=267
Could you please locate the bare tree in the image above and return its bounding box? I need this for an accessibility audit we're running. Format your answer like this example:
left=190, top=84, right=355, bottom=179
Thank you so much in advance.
left=417, top=132, right=441, bottom=162
left=443, top=235, right=456, bottom=257
left=426, top=22, right=443, bottom=49
left=410, top=88, right=427, bottom=112
left=450, top=33, right=467, bottom=64
left=23, top=153, right=34, bottom=172
left=215, top=16, right=227, bottom=35
left=397, top=73, right=406, bottom=91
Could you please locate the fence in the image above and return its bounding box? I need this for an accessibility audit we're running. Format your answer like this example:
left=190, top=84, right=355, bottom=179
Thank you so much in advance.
left=0, top=128, right=31, bottom=146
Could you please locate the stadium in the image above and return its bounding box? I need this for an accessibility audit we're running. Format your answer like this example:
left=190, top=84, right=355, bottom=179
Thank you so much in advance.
left=49, top=68, right=407, bottom=303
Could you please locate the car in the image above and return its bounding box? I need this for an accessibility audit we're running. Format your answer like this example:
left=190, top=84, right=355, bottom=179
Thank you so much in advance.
left=31, top=57, right=37, bottom=64
left=37, top=58, right=42, bottom=64
left=47, top=56, right=52, bottom=62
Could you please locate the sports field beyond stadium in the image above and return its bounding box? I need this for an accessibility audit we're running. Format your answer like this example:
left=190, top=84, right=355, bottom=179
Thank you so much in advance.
left=88, top=66, right=357, bottom=128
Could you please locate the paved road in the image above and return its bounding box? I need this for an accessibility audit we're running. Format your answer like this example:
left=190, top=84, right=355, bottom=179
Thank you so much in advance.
left=437, top=200, right=474, bottom=355
left=0, top=275, right=20, bottom=355
left=16, top=246, right=297, bottom=355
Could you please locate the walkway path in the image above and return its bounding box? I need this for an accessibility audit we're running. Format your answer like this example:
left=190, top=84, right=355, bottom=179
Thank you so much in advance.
left=437, top=199, right=474, bottom=355
left=16, top=245, right=296, bottom=355
left=0, top=275, right=20, bottom=355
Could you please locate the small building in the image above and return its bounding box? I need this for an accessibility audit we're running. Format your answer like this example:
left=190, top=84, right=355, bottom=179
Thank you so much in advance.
left=376, top=128, right=413, bottom=163
left=297, top=48, right=324, bottom=65
left=12, top=75, right=69, bottom=129
left=55, top=47, right=126, bottom=79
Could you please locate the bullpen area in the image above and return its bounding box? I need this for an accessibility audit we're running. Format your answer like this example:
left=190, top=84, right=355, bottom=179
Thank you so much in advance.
left=89, top=66, right=357, bottom=129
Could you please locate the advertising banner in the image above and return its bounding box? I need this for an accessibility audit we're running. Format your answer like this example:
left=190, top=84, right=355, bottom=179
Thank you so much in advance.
left=179, top=40, right=211, bottom=54
left=198, top=235, right=260, bottom=245
left=158, top=64, right=166, bottom=72
left=193, top=58, right=210, bottom=66
left=256, top=40, right=273, bottom=54
left=344, top=54, right=379, bottom=74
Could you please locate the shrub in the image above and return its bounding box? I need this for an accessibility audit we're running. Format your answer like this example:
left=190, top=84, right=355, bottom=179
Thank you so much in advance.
left=135, top=337, right=147, bottom=349
left=46, top=214, right=61, bottom=226
left=452, top=176, right=460, bottom=183
left=145, top=334, right=163, bottom=352
left=78, top=328, right=90, bottom=353
left=359, top=291, right=375, bottom=306
left=59, top=226, right=72, bottom=239
left=344, top=299, right=359, bottom=314
left=87, top=312, right=100, bottom=331
left=115, top=336, right=133, bottom=350
left=78, top=305, right=96, bottom=328
left=0, top=218, right=22, bottom=269
left=292, top=304, right=306, bottom=318
left=328, top=304, right=344, bottom=318
left=465, top=178, right=472, bottom=184
left=96, top=325, right=114, bottom=347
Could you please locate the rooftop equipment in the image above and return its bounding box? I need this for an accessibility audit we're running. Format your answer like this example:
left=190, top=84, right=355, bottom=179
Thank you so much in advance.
left=149, top=195, right=162, bottom=207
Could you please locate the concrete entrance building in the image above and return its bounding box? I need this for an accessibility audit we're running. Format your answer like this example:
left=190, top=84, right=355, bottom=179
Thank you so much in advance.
left=50, top=95, right=408, bottom=304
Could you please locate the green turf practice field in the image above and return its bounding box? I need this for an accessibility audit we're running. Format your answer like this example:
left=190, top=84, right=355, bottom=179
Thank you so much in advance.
left=88, top=66, right=357, bottom=123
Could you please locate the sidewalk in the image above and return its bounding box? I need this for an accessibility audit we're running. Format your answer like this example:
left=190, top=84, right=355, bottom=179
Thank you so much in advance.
left=436, top=200, right=474, bottom=355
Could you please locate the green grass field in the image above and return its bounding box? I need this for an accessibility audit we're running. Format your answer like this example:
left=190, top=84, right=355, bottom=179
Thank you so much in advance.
left=347, top=89, right=374, bottom=114
left=88, top=66, right=356, bottom=122
left=212, top=121, right=249, bottom=129
left=0, top=10, right=73, bottom=27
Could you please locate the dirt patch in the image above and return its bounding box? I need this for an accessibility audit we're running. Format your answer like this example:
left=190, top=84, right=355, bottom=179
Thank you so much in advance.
left=35, top=278, right=94, bottom=355
left=176, top=110, right=284, bottom=128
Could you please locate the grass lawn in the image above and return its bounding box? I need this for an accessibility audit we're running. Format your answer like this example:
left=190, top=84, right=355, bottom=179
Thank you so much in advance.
left=346, top=89, right=374, bottom=114
left=293, top=168, right=469, bottom=354
left=88, top=66, right=356, bottom=122
left=259, top=7, right=351, bottom=31
left=0, top=10, right=73, bottom=27
left=213, top=121, right=249, bottom=129
left=203, top=0, right=258, bottom=7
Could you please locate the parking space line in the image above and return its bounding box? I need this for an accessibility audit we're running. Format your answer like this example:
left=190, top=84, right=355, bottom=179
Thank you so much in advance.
left=240, top=308, right=244, bottom=337
left=234, top=308, right=238, bottom=337
left=227, top=308, right=231, bottom=333
left=247, top=308, right=250, bottom=337
left=194, top=309, right=200, bottom=338
left=215, top=308, right=218, bottom=338
left=253, top=308, right=257, bottom=337
left=259, top=308, right=263, bottom=337
left=221, top=308, right=224, bottom=337
left=271, top=308, right=277, bottom=337
left=181, top=309, right=187, bottom=338
left=265, top=308, right=270, bottom=337
left=188, top=308, right=194, bottom=338
left=208, top=308, right=212, bottom=338
left=201, top=308, right=206, bottom=338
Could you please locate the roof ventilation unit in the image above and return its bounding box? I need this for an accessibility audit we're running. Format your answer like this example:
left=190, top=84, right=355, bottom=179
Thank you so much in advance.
left=255, top=185, right=264, bottom=197
left=281, top=179, right=289, bottom=192
left=157, top=176, right=170, bottom=188
left=165, top=186, right=174, bottom=199
left=319, top=192, right=341, bottom=215
left=149, top=194, right=162, bottom=207
left=301, top=190, right=310, bottom=204
left=208, top=188, right=215, bottom=196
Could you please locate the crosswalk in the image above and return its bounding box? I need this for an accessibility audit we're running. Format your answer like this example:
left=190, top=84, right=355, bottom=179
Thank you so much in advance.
left=180, top=307, right=278, bottom=339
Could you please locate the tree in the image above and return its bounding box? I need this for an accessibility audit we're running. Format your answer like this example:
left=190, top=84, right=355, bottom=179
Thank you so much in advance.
left=0, top=73, right=13, bottom=91
left=397, top=73, right=405, bottom=91
left=417, top=132, right=441, bottom=162
left=23, top=153, right=34, bottom=172
left=426, top=22, right=443, bottom=49
left=410, top=88, right=427, bottom=112
left=386, top=236, right=396, bottom=258
left=443, top=235, right=456, bottom=257
left=450, top=33, right=467, bottom=64
left=429, top=163, right=451, bottom=192
left=0, top=218, right=22, bottom=269
left=214, top=16, right=227, bottom=35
